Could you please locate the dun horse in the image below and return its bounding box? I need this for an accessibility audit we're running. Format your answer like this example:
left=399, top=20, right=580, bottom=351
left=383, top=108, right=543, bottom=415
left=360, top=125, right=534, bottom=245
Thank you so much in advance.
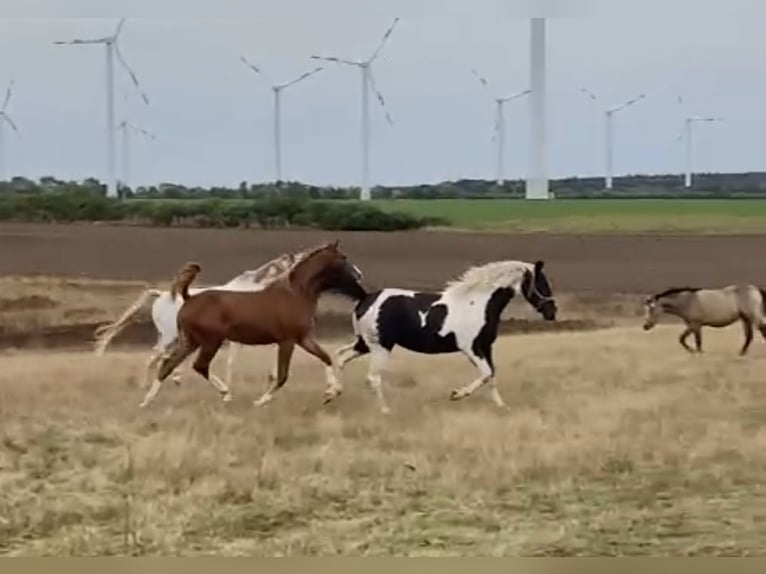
left=643, top=285, right=766, bottom=355
left=332, top=259, right=557, bottom=414
left=93, top=245, right=319, bottom=388
left=139, top=240, right=366, bottom=408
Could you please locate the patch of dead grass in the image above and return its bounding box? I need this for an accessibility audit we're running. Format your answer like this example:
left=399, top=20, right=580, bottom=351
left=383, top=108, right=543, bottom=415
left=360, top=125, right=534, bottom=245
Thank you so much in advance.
left=1, top=323, right=766, bottom=555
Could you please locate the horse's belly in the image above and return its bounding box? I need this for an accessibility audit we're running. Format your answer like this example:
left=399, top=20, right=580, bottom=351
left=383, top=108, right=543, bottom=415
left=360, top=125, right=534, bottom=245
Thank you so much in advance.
left=226, top=325, right=280, bottom=346
left=394, top=332, right=458, bottom=354
left=700, top=310, right=738, bottom=327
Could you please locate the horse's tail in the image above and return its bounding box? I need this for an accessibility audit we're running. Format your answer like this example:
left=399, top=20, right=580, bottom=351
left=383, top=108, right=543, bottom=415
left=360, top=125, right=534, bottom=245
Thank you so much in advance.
left=93, top=288, right=163, bottom=356
left=170, top=262, right=202, bottom=302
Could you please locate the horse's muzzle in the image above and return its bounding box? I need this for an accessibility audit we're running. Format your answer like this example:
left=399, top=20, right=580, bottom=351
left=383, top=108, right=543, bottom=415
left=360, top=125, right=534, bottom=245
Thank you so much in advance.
left=541, top=303, right=557, bottom=321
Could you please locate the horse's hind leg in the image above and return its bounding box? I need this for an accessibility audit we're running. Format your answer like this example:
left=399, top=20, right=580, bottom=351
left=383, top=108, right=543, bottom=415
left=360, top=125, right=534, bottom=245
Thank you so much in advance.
left=692, top=327, right=703, bottom=353
left=254, top=341, right=295, bottom=407
left=140, top=338, right=198, bottom=408
left=740, top=319, right=754, bottom=356
left=192, top=339, right=232, bottom=402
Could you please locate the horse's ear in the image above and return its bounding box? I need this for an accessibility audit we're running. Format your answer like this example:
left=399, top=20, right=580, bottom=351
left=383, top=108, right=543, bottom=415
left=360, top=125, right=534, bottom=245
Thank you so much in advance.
left=331, top=239, right=340, bottom=250
left=534, top=260, right=544, bottom=272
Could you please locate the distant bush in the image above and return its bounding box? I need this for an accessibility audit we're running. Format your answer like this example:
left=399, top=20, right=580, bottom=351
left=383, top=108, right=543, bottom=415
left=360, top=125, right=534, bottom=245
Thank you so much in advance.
left=0, top=193, right=445, bottom=232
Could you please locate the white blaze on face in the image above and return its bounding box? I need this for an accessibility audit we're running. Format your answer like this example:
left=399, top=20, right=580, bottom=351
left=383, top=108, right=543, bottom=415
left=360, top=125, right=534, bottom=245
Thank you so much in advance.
left=643, top=298, right=659, bottom=329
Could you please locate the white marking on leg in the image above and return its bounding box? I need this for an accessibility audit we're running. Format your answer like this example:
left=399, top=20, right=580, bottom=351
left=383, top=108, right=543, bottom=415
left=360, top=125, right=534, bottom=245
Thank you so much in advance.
left=207, top=373, right=232, bottom=402
left=323, top=362, right=343, bottom=403
left=139, top=378, right=163, bottom=408
left=144, top=347, right=162, bottom=389
left=487, top=379, right=508, bottom=409
left=450, top=351, right=494, bottom=401
left=225, top=341, right=238, bottom=389
left=367, top=347, right=391, bottom=414
left=334, top=340, right=358, bottom=368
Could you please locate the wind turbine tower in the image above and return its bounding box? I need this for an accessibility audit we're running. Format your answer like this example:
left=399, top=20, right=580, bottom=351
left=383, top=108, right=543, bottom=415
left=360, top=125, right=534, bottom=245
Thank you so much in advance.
left=55, top=18, right=149, bottom=198
left=580, top=88, right=646, bottom=190
left=240, top=57, right=323, bottom=183
left=526, top=18, right=549, bottom=200
left=312, top=17, right=399, bottom=201
left=118, top=120, right=155, bottom=192
left=682, top=116, right=722, bottom=188
left=0, top=81, right=19, bottom=181
left=470, top=69, right=530, bottom=185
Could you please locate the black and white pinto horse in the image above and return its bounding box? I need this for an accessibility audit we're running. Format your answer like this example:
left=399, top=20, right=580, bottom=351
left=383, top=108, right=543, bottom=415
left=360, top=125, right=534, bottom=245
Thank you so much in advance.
left=332, top=259, right=557, bottom=413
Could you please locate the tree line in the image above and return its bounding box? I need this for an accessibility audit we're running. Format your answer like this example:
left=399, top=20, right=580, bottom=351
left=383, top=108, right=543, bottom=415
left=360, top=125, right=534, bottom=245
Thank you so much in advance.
left=3, top=171, right=766, bottom=200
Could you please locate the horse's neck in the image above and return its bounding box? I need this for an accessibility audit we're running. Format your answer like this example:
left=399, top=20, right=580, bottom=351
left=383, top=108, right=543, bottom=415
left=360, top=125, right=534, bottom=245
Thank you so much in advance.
left=288, top=256, right=328, bottom=299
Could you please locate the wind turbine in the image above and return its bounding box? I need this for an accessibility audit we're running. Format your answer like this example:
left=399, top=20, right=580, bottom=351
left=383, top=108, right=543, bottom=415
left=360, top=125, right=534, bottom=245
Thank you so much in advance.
left=527, top=18, right=548, bottom=199
left=240, top=57, right=323, bottom=184
left=581, top=88, right=646, bottom=190
left=674, top=96, right=722, bottom=188
left=117, top=120, right=155, bottom=193
left=311, top=17, right=399, bottom=201
left=0, top=80, right=19, bottom=182
left=470, top=68, right=530, bottom=185
left=54, top=18, right=149, bottom=198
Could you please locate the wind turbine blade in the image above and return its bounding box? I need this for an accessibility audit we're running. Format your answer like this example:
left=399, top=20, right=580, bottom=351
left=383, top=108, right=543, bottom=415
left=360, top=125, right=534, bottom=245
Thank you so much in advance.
left=113, top=17, right=126, bottom=40
left=470, top=68, right=490, bottom=90
left=240, top=56, right=263, bottom=74
left=610, top=93, right=646, bottom=113
left=368, top=68, right=393, bottom=125
left=579, top=87, right=599, bottom=102
left=277, top=67, right=323, bottom=90
left=114, top=44, right=150, bottom=104
left=368, top=17, right=400, bottom=63
left=500, top=88, right=532, bottom=103
left=311, top=55, right=361, bottom=67
left=0, top=112, right=19, bottom=133
left=54, top=38, right=108, bottom=45
left=2, top=81, right=13, bottom=111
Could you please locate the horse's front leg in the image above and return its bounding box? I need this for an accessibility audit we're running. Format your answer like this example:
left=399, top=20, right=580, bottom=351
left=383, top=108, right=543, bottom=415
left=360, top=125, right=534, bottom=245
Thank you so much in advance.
left=678, top=327, right=695, bottom=353
left=297, top=335, right=342, bottom=404
left=254, top=341, right=295, bottom=407
left=450, top=347, right=495, bottom=403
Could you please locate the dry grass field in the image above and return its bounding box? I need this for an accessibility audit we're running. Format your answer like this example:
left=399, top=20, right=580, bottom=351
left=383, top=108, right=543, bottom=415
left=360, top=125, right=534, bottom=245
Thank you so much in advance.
left=2, top=222, right=766, bottom=556
left=2, top=325, right=766, bottom=556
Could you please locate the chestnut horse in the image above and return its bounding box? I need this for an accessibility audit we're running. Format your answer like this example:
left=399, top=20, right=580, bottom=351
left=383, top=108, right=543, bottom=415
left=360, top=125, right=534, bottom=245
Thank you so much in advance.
left=139, top=240, right=366, bottom=408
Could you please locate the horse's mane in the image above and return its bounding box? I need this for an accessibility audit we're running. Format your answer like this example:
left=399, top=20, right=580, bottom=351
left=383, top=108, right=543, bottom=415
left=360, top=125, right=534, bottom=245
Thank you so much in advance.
left=223, top=243, right=324, bottom=288
left=287, top=241, right=337, bottom=281
left=654, top=287, right=700, bottom=300
left=442, top=260, right=533, bottom=296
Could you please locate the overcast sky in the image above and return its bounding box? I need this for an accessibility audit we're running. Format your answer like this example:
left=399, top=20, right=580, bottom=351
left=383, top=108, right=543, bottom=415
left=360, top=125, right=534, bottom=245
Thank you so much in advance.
left=0, top=1, right=764, bottom=188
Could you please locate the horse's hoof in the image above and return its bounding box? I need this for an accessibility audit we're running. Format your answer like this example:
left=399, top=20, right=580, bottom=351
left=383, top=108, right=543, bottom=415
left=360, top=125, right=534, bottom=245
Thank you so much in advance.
left=323, top=389, right=341, bottom=405
left=449, top=390, right=462, bottom=401
left=222, top=393, right=233, bottom=403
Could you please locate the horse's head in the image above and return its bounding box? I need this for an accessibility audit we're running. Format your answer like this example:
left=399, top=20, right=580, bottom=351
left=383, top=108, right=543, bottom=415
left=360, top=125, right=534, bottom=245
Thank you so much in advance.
left=291, top=240, right=365, bottom=299
left=521, top=260, right=557, bottom=321
left=642, top=295, right=661, bottom=330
